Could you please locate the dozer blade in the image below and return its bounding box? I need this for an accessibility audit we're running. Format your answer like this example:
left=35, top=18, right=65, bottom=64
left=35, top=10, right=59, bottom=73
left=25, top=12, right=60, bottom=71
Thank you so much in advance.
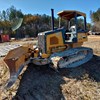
left=4, top=46, right=30, bottom=88
left=50, top=47, right=93, bottom=69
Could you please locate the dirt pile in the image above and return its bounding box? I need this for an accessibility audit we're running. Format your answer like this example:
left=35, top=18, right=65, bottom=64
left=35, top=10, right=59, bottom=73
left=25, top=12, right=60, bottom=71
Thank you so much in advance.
left=12, top=55, right=100, bottom=100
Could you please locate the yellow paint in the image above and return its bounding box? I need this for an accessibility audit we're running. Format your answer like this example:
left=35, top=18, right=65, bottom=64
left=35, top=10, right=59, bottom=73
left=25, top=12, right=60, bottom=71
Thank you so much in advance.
left=34, top=32, right=88, bottom=58
left=78, top=33, right=87, bottom=42
left=34, top=50, right=39, bottom=57
left=41, top=53, right=50, bottom=58
left=71, top=42, right=83, bottom=48
left=46, top=32, right=64, bottom=53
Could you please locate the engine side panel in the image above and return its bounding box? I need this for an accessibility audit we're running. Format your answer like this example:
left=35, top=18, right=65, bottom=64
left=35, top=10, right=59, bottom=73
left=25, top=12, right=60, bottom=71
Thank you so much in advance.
left=46, top=31, right=64, bottom=53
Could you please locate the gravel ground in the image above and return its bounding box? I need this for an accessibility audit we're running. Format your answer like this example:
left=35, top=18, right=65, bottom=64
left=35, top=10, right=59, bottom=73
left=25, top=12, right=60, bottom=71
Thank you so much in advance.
left=0, top=35, right=100, bottom=100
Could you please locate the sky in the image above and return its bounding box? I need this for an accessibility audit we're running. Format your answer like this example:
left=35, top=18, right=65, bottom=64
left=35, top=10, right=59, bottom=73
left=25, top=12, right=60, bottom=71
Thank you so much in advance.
left=0, top=0, right=100, bottom=23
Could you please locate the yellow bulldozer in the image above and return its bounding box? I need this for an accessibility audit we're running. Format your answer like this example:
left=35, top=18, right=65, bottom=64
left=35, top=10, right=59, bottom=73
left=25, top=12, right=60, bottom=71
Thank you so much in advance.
left=4, top=9, right=93, bottom=88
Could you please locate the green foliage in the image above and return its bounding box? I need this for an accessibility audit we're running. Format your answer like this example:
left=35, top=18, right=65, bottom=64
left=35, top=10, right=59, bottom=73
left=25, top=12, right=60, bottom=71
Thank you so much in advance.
left=0, top=6, right=24, bottom=35
left=8, top=6, right=23, bottom=21
left=0, top=6, right=68, bottom=37
left=0, top=6, right=92, bottom=38
left=90, top=8, right=100, bottom=31
left=87, top=23, right=92, bottom=31
left=90, top=8, right=100, bottom=23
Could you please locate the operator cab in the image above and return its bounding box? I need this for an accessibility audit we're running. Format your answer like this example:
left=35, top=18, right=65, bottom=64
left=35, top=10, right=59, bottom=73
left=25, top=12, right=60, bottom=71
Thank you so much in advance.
left=58, top=10, right=87, bottom=43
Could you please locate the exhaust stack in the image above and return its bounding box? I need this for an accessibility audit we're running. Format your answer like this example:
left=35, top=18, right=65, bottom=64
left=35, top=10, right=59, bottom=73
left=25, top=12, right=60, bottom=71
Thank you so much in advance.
left=51, top=9, right=54, bottom=30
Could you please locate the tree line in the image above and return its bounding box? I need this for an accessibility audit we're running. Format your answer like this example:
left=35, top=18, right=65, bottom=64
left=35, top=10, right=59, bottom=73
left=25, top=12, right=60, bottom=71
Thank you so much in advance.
left=90, top=8, right=100, bottom=31
left=0, top=6, right=99, bottom=38
left=0, top=6, right=53, bottom=38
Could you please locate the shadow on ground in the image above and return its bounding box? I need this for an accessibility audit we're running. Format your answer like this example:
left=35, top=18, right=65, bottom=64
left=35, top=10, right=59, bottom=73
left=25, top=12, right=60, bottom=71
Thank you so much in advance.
left=13, top=55, right=100, bottom=100
left=59, top=55, right=100, bottom=82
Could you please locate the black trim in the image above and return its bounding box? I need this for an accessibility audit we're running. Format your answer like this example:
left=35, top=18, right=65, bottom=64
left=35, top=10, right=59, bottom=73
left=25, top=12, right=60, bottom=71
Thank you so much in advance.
left=84, top=17, right=87, bottom=31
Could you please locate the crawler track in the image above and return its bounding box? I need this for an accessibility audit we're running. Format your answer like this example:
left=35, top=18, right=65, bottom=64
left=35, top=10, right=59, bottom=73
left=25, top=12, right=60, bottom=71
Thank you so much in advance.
left=50, top=47, right=93, bottom=69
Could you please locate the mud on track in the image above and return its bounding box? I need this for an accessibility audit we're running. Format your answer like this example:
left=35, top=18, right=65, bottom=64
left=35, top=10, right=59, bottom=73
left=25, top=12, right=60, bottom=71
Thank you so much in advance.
left=13, top=55, right=100, bottom=100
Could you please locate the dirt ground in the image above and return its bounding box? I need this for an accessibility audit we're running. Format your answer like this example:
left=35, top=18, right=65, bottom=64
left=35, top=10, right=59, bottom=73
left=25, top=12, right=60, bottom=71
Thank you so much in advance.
left=0, top=35, right=100, bottom=100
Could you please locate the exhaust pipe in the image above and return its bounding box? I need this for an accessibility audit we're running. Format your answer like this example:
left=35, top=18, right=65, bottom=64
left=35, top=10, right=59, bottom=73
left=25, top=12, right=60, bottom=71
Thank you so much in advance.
left=51, top=9, right=54, bottom=30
